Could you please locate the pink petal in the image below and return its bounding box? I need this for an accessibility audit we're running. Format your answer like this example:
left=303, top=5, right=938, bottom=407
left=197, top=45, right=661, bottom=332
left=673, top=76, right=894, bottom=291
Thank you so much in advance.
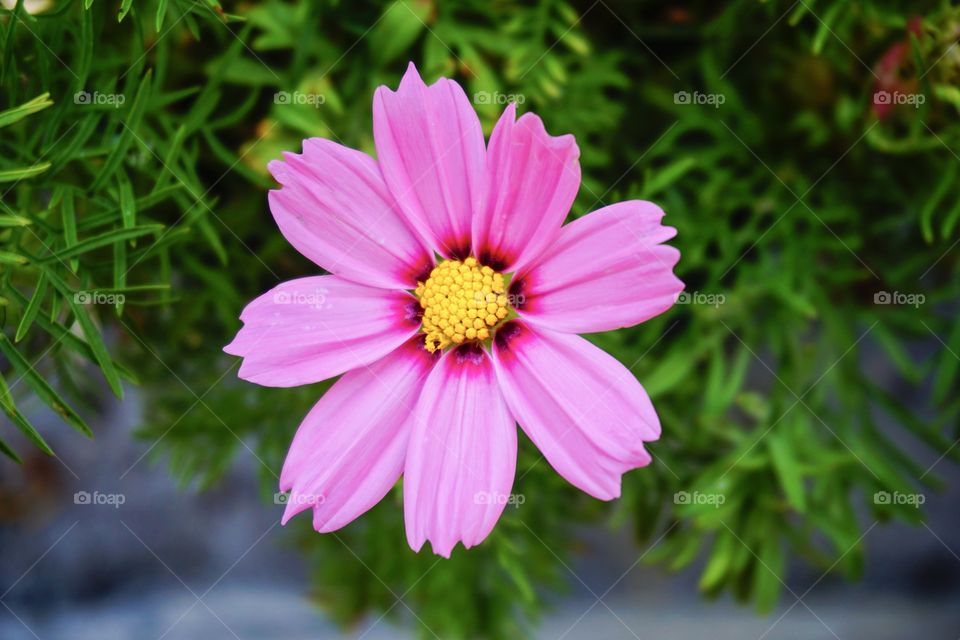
left=403, top=345, right=517, bottom=557
left=279, top=339, right=438, bottom=532
left=373, top=62, right=485, bottom=258
left=492, top=321, right=658, bottom=500
left=514, top=200, right=683, bottom=334
left=473, top=103, right=580, bottom=272
left=267, top=138, right=433, bottom=290
left=224, top=276, right=419, bottom=387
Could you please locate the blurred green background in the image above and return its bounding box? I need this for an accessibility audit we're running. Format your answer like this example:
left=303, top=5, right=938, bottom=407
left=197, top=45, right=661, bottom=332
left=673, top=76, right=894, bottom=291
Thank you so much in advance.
left=1, top=0, right=958, bottom=638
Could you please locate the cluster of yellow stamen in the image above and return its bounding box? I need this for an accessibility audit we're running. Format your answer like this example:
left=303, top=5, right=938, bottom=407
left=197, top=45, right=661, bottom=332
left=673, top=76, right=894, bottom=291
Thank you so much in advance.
left=415, top=257, right=510, bottom=352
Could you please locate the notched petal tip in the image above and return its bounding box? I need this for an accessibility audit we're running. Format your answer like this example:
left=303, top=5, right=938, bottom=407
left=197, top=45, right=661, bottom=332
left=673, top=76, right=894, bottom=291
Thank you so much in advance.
left=492, top=322, right=658, bottom=499
left=405, top=529, right=426, bottom=554
left=408, top=538, right=455, bottom=558
left=595, top=480, right=622, bottom=502
left=430, top=541, right=456, bottom=559
left=222, top=336, right=241, bottom=356
left=279, top=341, right=436, bottom=534
left=266, top=159, right=287, bottom=184
left=474, top=103, right=582, bottom=273
left=280, top=496, right=308, bottom=526
left=374, top=59, right=484, bottom=260
left=515, top=111, right=580, bottom=157
left=301, top=136, right=335, bottom=154
left=226, top=277, right=420, bottom=388
left=266, top=136, right=435, bottom=289
left=516, top=199, right=683, bottom=333
left=267, top=150, right=311, bottom=186
left=378, top=60, right=427, bottom=98
left=661, top=223, right=679, bottom=243
left=403, top=348, right=516, bottom=563
left=402, top=60, right=422, bottom=80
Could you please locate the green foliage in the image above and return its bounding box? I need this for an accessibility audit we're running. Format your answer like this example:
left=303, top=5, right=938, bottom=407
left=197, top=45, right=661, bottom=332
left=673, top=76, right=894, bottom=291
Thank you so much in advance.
left=2, top=0, right=959, bottom=637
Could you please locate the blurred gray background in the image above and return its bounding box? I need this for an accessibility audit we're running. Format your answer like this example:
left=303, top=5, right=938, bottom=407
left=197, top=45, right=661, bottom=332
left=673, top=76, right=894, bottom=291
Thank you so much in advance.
left=2, top=361, right=959, bottom=640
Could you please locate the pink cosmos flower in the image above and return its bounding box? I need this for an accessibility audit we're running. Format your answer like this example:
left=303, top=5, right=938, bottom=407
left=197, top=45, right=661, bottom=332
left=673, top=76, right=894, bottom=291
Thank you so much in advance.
left=225, top=63, right=683, bottom=558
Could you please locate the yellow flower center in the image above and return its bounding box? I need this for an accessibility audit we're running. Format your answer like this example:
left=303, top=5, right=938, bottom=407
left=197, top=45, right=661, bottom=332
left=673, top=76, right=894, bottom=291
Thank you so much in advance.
left=414, top=257, right=511, bottom=353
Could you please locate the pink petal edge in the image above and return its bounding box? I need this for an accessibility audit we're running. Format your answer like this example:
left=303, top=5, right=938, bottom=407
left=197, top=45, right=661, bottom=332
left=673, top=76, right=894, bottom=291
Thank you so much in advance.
left=373, top=62, right=485, bottom=259
left=403, top=344, right=517, bottom=557
left=473, top=102, right=581, bottom=273
left=267, top=137, right=433, bottom=290
left=515, top=200, right=684, bottom=334
left=279, top=338, right=438, bottom=532
left=492, top=320, right=658, bottom=500
left=224, top=275, right=420, bottom=387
